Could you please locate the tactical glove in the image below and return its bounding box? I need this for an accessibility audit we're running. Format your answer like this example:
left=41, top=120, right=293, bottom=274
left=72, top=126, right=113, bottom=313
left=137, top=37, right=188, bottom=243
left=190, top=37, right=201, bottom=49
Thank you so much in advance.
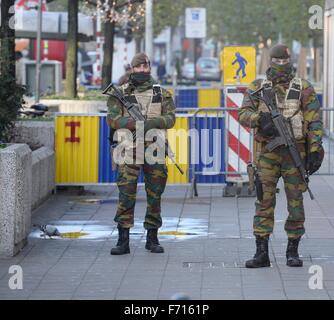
left=258, top=112, right=278, bottom=137
left=144, top=118, right=161, bottom=133
left=307, top=151, right=323, bottom=175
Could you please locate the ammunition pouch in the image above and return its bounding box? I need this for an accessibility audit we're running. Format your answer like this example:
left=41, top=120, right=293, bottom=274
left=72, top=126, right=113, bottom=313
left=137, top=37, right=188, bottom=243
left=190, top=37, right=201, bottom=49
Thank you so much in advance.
left=255, top=171, right=263, bottom=202
left=109, top=128, right=118, bottom=170
left=247, top=163, right=263, bottom=202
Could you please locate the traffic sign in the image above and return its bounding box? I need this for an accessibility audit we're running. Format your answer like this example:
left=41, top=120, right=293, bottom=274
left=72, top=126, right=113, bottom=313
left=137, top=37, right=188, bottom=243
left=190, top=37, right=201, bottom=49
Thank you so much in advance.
left=221, top=46, right=256, bottom=85
left=185, top=8, right=207, bottom=38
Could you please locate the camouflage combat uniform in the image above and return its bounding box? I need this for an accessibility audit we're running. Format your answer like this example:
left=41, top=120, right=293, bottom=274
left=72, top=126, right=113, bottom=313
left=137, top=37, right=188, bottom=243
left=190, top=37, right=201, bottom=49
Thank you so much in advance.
left=106, top=77, right=176, bottom=230
left=239, top=76, right=323, bottom=240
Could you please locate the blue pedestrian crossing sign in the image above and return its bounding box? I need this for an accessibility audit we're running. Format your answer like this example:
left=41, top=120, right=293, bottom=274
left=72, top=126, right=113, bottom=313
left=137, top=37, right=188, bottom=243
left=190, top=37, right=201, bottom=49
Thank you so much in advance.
left=221, top=46, right=256, bottom=85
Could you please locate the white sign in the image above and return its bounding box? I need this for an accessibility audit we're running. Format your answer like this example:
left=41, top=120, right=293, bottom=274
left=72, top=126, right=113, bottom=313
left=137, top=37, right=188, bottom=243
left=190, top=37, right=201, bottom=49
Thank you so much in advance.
left=185, top=8, right=206, bottom=38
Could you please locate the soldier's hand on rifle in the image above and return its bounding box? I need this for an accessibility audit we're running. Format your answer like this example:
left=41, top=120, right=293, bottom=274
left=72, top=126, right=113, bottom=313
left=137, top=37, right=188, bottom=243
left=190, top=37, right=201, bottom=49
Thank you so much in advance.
left=258, top=112, right=278, bottom=137
left=307, top=151, right=323, bottom=175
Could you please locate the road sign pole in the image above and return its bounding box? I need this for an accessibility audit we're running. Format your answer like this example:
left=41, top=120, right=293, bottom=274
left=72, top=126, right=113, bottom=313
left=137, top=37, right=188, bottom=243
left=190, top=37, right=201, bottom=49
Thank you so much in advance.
left=185, top=7, right=206, bottom=84
left=194, top=39, right=197, bottom=82
left=145, top=0, right=153, bottom=60
left=35, top=0, right=43, bottom=103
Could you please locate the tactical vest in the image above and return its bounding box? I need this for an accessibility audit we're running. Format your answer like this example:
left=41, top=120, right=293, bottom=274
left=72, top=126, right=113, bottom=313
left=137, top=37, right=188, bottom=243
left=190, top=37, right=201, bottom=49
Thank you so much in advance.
left=119, top=84, right=165, bottom=158
left=122, top=84, right=163, bottom=120
left=258, top=78, right=304, bottom=140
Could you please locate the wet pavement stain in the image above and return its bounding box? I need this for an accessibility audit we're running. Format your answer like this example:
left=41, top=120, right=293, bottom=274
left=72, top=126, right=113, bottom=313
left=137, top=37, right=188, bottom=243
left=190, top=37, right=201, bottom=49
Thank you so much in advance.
left=29, top=221, right=114, bottom=240
left=29, top=218, right=208, bottom=241
left=61, top=232, right=90, bottom=238
left=74, top=198, right=146, bottom=204
left=76, top=199, right=103, bottom=204
left=159, top=231, right=197, bottom=236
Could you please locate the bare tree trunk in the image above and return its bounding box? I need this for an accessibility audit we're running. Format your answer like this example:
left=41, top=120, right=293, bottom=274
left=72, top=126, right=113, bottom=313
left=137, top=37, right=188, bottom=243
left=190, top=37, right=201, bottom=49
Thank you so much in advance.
left=297, top=47, right=307, bottom=79
left=313, top=34, right=322, bottom=84
left=259, top=46, right=270, bottom=75
left=314, top=47, right=321, bottom=83
left=102, top=3, right=115, bottom=88
left=65, top=0, right=78, bottom=98
left=135, top=38, right=141, bottom=53
left=0, top=0, right=15, bottom=78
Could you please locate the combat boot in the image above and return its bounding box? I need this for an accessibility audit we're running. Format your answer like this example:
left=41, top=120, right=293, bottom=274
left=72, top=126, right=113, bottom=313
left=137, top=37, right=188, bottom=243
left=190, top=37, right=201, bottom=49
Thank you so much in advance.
left=110, top=225, right=130, bottom=255
left=245, top=236, right=271, bottom=268
left=286, top=237, right=303, bottom=267
left=145, top=229, right=164, bottom=253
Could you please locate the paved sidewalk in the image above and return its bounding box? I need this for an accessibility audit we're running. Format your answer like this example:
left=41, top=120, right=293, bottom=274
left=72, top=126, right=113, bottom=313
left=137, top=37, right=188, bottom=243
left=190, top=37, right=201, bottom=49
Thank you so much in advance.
left=1, top=175, right=334, bottom=300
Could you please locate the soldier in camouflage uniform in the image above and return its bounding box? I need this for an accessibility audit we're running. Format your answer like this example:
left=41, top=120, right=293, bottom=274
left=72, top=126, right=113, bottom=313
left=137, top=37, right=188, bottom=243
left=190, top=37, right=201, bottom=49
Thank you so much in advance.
left=239, top=44, right=324, bottom=268
left=106, top=53, right=176, bottom=255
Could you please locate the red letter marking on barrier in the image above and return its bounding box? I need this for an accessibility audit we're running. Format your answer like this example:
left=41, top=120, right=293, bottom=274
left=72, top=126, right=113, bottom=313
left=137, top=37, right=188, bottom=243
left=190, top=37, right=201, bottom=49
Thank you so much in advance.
left=65, top=122, right=80, bottom=143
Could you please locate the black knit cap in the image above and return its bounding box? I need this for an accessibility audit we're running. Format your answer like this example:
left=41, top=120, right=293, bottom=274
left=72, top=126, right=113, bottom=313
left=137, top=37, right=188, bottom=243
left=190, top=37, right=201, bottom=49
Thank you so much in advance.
left=270, top=44, right=291, bottom=59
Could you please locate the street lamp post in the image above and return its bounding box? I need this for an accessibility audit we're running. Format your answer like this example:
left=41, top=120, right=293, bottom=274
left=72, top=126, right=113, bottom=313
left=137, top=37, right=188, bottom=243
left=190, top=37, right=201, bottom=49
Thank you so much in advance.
left=35, top=0, right=43, bottom=103
left=145, top=0, right=153, bottom=60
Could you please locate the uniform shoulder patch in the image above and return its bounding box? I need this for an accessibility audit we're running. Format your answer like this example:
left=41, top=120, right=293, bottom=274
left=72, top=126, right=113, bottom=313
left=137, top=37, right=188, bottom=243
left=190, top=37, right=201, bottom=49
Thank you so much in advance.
left=121, top=83, right=129, bottom=90
left=301, top=79, right=313, bottom=90
left=107, top=95, right=120, bottom=107
left=249, top=79, right=263, bottom=92
left=161, top=88, right=173, bottom=98
left=119, top=83, right=131, bottom=94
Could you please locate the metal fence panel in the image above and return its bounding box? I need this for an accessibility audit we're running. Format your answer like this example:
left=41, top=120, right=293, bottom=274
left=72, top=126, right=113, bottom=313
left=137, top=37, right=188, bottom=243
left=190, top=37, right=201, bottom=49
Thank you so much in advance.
left=54, top=107, right=333, bottom=187
left=98, top=116, right=117, bottom=183
left=55, top=115, right=99, bottom=184
left=191, top=115, right=225, bottom=183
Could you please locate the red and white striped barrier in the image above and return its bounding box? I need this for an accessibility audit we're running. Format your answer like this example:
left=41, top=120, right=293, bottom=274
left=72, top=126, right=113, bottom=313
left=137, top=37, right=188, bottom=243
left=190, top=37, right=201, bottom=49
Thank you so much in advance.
left=16, top=0, right=47, bottom=11
left=95, top=9, right=102, bottom=86
left=124, top=43, right=128, bottom=65
left=225, top=86, right=253, bottom=183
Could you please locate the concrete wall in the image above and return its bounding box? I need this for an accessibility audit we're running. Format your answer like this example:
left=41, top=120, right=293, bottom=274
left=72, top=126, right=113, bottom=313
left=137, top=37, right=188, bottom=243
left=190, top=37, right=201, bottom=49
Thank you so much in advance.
left=13, top=121, right=55, bottom=209
left=14, top=121, right=55, bottom=150
left=32, top=147, right=55, bottom=210
left=0, top=144, right=32, bottom=258
left=39, top=99, right=108, bottom=113
left=0, top=131, right=55, bottom=256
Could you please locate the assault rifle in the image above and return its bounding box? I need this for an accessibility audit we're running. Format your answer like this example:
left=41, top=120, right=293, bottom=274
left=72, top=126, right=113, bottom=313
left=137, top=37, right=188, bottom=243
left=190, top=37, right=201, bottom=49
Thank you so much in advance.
left=103, top=83, right=184, bottom=175
left=250, top=83, right=314, bottom=200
